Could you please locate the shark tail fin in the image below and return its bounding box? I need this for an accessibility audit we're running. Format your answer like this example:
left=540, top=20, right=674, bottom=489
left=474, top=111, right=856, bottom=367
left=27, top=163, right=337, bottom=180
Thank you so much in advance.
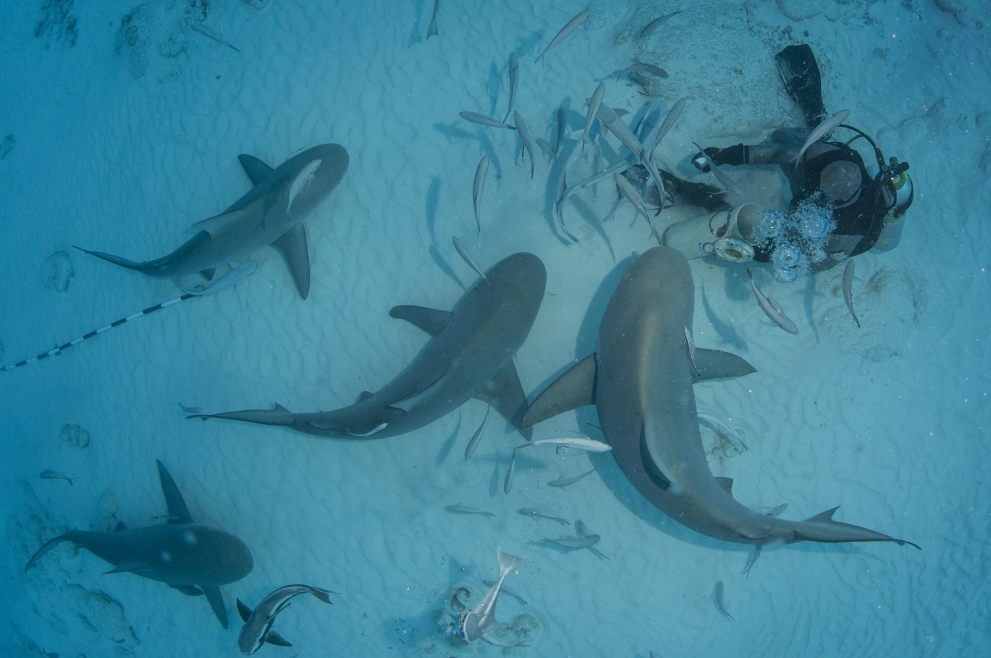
left=25, top=532, right=78, bottom=572
left=74, top=246, right=145, bottom=273
left=187, top=403, right=296, bottom=427
left=799, top=507, right=922, bottom=550
left=307, top=586, right=334, bottom=605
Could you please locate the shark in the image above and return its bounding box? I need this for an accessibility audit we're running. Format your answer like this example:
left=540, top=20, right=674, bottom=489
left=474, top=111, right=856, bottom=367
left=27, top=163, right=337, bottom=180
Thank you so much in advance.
left=521, top=247, right=919, bottom=552
left=25, top=459, right=254, bottom=628
left=190, top=252, right=546, bottom=440
left=76, top=143, right=349, bottom=299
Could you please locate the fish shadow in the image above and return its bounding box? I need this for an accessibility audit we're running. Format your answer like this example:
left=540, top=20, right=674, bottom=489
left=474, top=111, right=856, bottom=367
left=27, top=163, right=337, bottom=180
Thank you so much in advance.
left=406, top=0, right=425, bottom=47
left=435, top=413, right=462, bottom=466
left=700, top=286, right=748, bottom=353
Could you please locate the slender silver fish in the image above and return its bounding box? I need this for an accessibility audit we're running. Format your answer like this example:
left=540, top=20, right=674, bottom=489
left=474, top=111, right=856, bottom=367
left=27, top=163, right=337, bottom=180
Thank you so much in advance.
left=555, top=140, right=583, bottom=242
left=191, top=23, right=241, bottom=53
left=548, top=469, right=595, bottom=487
left=613, top=62, right=668, bottom=78
left=504, top=53, right=519, bottom=122
left=843, top=259, right=861, bottom=327
left=517, top=508, right=569, bottom=525
left=576, top=520, right=609, bottom=560
left=40, top=469, right=77, bottom=486
left=503, top=446, right=517, bottom=494
left=693, top=141, right=744, bottom=197
left=541, top=535, right=600, bottom=549
left=453, top=236, right=489, bottom=284
left=598, top=104, right=666, bottom=203
left=472, top=155, right=489, bottom=232
left=795, top=109, right=850, bottom=164
left=639, top=10, right=682, bottom=38
left=237, top=585, right=333, bottom=654
left=460, top=111, right=514, bottom=130
left=648, top=97, right=686, bottom=156
left=426, top=0, right=440, bottom=39
left=446, top=504, right=495, bottom=517
left=513, top=111, right=535, bottom=180
left=535, top=8, right=590, bottom=63
left=556, top=107, right=567, bottom=155
left=179, top=260, right=258, bottom=296
left=286, top=159, right=321, bottom=215
left=747, top=269, right=799, bottom=334
left=520, top=436, right=612, bottom=452
left=614, top=174, right=660, bottom=244
left=741, top=544, right=761, bottom=577
left=582, top=83, right=605, bottom=147
left=710, top=581, right=734, bottom=622
left=465, top=405, right=490, bottom=461
left=697, top=411, right=749, bottom=453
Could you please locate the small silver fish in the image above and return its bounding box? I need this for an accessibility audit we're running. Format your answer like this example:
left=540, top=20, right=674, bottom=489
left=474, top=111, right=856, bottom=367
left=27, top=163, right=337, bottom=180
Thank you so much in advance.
left=556, top=106, right=567, bottom=155
left=452, top=236, right=489, bottom=284
left=614, top=174, right=660, bottom=244
left=287, top=159, right=321, bottom=215
left=190, top=22, right=241, bottom=53
left=599, top=104, right=666, bottom=204
left=639, top=11, right=682, bottom=38
left=648, top=97, right=686, bottom=156
left=503, top=446, right=517, bottom=494
left=795, top=109, right=850, bottom=164
left=535, top=9, right=590, bottom=63
left=741, top=544, right=761, bottom=577
left=504, top=53, right=519, bottom=123
left=472, top=155, right=489, bottom=232
left=521, top=437, right=611, bottom=452
left=548, top=468, right=595, bottom=487
left=460, top=111, right=514, bottom=130
left=517, top=508, right=569, bottom=525
left=345, top=422, right=388, bottom=437
left=693, top=141, right=744, bottom=197
left=576, top=520, right=610, bottom=560
left=710, top=580, right=734, bottom=621
left=426, top=0, right=440, bottom=39
left=582, top=83, right=605, bottom=147
left=843, top=259, right=860, bottom=328
left=613, top=62, right=668, bottom=78
left=178, top=403, right=204, bottom=414
left=40, top=469, right=77, bottom=486
left=555, top=139, right=583, bottom=243
left=541, top=535, right=600, bottom=549
left=445, top=504, right=495, bottom=517
left=747, top=269, right=799, bottom=334
left=464, top=405, right=490, bottom=461
left=178, top=260, right=258, bottom=296
left=513, top=111, right=535, bottom=180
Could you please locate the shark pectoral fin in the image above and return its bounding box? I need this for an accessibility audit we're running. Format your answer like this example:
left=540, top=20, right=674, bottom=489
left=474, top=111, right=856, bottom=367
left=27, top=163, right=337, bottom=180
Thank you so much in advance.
left=477, top=360, right=531, bottom=440
left=105, top=560, right=151, bottom=575
left=358, top=390, right=375, bottom=403
left=156, top=460, right=194, bottom=525
left=270, top=224, right=311, bottom=300
left=715, top=477, right=734, bottom=497
left=691, top=349, right=757, bottom=382
left=265, top=629, right=293, bottom=647
left=641, top=420, right=684, bottom=494
left=191, top=206, right=255, bottom=238
left=388, top=305, right=453, bottom=337
left=238, top=154, right=275, bottom=186
left=170, top=584, right=204, bottom=597
left=520, top=354, right=597, bottom=429
left=236, top=598, right=253, bottom=622
left=199, top=268, right=216, bottom=282
left=202, top=585, right=229, bottom=629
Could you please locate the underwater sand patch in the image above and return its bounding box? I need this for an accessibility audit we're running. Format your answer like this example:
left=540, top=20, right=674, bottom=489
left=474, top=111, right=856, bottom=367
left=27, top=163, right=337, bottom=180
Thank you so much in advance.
left=59, top=423, right=90, bottom=448
left=0, top=134, right=14, bottom=160
left=42, top=250, right=74, bottom=292
left=35, top=0, right=78, bottom=48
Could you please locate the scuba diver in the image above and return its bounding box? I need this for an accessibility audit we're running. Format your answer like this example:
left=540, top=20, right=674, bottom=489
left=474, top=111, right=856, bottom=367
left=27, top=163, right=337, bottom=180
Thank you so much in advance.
left=676, top=45, right=913, bottom=281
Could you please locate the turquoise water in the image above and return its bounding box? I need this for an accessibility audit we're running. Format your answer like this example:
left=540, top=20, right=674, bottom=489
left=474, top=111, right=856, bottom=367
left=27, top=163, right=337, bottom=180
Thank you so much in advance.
left=2, top=1, right=990, bottom=656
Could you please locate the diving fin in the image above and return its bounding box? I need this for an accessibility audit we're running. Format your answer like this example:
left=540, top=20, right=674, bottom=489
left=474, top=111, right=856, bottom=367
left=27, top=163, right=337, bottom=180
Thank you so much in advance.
left=775, top=44, right=826, bottom=130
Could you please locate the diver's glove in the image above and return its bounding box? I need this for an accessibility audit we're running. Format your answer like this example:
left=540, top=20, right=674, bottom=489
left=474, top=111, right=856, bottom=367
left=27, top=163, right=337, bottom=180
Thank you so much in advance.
left=692, top=144, right=750, bottom=172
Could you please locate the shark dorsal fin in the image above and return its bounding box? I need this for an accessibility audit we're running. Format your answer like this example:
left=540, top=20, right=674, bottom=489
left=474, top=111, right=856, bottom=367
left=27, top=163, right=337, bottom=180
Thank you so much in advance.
left=236, top=598, right=253, bottom=622
left=715, top=477, right=734, bottom=497
left=199, top=268, right=216, bottom=282
left=389, top=305, right=453, bottom=337
left=273, top=402, right=291, bottom=413
left=519, top=354, right=597, bottom=429
left=804, top=506, right=841, bottom=524
left=265, top=629, right=293, bottom=647
left=156, top=460, right=194, bottom=525
left=691, top=349, right=757, bottom=382
left=270, top=224, right=311, bottom=300
left=202, top=585, right=229, bottom=629
left=114, top=521, right=127, bottom=532
left=358, top=391, right=375, bottom=402
left=476, top=360, right=532, bottom=440
left=238, top=154, right=275, bottom=186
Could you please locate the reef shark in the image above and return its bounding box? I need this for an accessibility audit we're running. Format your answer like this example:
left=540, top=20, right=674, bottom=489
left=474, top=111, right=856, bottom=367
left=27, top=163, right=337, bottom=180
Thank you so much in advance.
left=190, top=252, right=546, bottom=440
left=522, top=247, right=919, bottom=551
left=76, top=143, right=349, bottom=299
left=25, top=459, right=254, bottom=628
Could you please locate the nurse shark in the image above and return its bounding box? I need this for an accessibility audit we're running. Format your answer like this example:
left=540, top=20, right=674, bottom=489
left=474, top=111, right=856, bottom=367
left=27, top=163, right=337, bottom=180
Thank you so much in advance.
left=76, top=143, right=349, bottom=299
left=522, top=247, right=919, bottom=552
left=190, top=252, right=546, bottom=440
left=25, top=460, right=254, bottom=628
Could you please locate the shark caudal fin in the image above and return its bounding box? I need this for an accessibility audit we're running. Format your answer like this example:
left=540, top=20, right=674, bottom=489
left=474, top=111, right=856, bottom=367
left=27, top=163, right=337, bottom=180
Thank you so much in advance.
left=796, top=507, right=921, bottom=549
left=25, top=532, right=79, bottom=571
left=74, top=246, right=146, bottom=273
left=187, top=403, right=297, bottom=427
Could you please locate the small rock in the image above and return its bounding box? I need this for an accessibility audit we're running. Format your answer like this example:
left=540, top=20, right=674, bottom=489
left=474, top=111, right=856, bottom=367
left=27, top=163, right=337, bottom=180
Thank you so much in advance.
left=59, top=423, right=90, bottom=449
left=42, top=251, right=75, bottom=293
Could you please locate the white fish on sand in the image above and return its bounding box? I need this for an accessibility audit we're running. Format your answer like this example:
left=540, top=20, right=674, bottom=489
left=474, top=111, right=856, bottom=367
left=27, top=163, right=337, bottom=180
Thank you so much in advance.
left=520, top=436, right=612, bottom=452
left=445, top=504, right=495, bottom=517
left=287, top=159, right=322, bottom=215
left=472, top=155, right=489, bottom=232
left=795, top=109, right=850, bottom=164
left=504, top=53, right=519, bottom=122
left=535, top=8, right=590, bottom=63
left=190, top=22, right=241, bottom=53
left=177, top=260, right=258, bottom=296
left=843, top=258, right=860, bottom=327
left=746, top=269, right=798, bottom=334
left=453, top=236, right=489, bottom=284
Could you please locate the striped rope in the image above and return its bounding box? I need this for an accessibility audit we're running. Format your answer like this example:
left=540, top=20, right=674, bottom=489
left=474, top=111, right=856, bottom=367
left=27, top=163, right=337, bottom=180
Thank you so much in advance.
left=1, top=293, right=196, bottom=372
